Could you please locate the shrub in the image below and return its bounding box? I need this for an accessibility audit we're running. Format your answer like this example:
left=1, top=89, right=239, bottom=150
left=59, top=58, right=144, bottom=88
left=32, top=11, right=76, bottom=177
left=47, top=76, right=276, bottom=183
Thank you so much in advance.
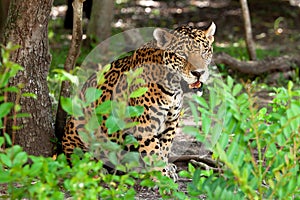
left=181, top=76, right=300, bottom=200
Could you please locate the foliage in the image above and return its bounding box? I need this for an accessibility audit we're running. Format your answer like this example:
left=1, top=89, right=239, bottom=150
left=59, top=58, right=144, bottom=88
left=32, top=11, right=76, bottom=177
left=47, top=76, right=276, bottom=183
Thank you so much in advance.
left=0, top=43, right=34, bottom=140
left=0, top=136, right=137, bottom=199
left=2, top=51, right=300, bottom=199
left=181, top=75, right=300, bottom=200
left=0, top=65, right=181, bottom=199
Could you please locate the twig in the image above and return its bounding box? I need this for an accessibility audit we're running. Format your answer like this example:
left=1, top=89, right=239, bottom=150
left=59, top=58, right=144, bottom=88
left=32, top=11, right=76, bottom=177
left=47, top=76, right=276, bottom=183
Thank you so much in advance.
left=190, top=159, right=223, bottom=173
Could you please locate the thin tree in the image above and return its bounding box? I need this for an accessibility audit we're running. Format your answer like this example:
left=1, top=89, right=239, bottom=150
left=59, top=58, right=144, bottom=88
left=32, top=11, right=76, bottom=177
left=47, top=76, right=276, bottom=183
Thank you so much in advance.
left=240, top=0, right=257, bottom=60
left=3, top=0, right=54, bottom=156
left=55, top=0, right=85, bottom=152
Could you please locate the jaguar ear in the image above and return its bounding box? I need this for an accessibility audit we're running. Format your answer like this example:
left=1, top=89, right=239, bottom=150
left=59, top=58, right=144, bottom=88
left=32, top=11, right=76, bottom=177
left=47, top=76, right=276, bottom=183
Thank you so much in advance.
left=204, top=22, right=216, bottom=43
left=153, top=28, right=173, bottom=49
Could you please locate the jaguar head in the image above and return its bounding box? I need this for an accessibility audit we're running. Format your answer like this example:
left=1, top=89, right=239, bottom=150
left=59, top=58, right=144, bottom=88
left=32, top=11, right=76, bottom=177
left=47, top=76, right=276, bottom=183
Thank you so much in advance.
left=153, top=22, right=216, bottom=94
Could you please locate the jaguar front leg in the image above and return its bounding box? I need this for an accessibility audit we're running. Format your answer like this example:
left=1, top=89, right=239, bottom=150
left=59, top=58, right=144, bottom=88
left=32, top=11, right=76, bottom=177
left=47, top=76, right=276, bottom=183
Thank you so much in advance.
left=158, top=119, right=179, bottom=181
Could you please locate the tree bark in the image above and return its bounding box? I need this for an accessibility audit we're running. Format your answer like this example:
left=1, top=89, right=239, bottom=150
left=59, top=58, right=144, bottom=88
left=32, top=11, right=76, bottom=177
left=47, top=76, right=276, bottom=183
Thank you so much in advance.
left=240, top=0, right=257, bottom=60
left=3, top=0, right=55, bottom=156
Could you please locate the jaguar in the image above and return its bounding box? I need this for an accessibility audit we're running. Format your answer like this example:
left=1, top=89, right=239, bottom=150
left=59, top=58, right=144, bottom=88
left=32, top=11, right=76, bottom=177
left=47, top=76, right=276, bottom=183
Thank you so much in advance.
left=62, top=22, right=216, bottom=181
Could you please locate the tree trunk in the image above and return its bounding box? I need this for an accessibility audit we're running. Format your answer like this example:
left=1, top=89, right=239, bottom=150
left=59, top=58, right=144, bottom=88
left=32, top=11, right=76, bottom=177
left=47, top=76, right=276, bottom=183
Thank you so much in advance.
left=0, top=0, right=10, bottom=43
left=87, top=0, right=114, bottom=42
left=3, top=0, right=55, bottom=157
left=240, top=0, right=257, bottom=60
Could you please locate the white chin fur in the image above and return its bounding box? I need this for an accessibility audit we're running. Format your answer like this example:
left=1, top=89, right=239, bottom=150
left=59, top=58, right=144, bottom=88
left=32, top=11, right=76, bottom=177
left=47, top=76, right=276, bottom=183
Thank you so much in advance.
left=196, top=90, right=203, bottom=96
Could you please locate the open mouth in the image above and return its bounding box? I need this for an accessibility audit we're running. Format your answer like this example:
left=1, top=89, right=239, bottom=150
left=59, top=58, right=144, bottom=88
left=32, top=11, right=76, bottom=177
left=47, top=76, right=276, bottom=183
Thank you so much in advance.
left=189, top=81, right=204, bottom=96
left=189, top=81, right=203, bottom=92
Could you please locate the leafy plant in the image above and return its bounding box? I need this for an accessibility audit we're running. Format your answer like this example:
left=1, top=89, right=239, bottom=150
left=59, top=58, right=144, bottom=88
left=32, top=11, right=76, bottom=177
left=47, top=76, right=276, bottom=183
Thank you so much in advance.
left=0, top=43, right=35, bottom=144
left=182, top=76, right=300, bottom=200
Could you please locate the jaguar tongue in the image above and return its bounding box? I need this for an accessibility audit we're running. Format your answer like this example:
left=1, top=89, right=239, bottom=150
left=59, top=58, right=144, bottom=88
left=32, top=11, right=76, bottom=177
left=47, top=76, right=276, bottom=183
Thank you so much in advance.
left=189, top=81, right=202, bottom=89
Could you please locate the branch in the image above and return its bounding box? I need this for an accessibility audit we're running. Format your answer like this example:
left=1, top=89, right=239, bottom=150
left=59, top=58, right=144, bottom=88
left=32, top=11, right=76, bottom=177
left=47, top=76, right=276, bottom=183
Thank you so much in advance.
left=55, top=0, right=85, bottom=150
left=169, top=155, right=215, bottom=166
left=169, top=154, right=223, bottom=173
left=213, top=52, right=300, bottom=75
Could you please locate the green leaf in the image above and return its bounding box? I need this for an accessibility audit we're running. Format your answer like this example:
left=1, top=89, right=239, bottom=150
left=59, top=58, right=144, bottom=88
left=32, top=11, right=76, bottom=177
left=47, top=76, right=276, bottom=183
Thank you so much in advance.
left=108, top=152, right=118, bottom=166
left=209, top=89, right=217, bottom=109
left=9, top=63, right=24, bottom=78
left=2, top=86, right=19, bottom=93
left=95, top=100, right=112, bottom=115
left=97, top=64, right=110, bottom=85
left=13, top=151, right=28, bottom=166
left=121, top=151, right=140, bottom=167
left=227, top=136, right=239, bottom=162
left=227, top=76, right=234, bottom=89
left=218, top=131, right=229, bottom=150
left=105, top=116, right=125, bottom=134
left=85, top=115, right=100, bottom=132
left=125, top=121, right=140, bottom=129
left=60, top=97, right=73, bottom=114
left=123, top=134, right=139, bottom=148
left=101, top=140, right=121, bottom=151
left=4, top=133, right=12, bottom=146
left=193, top=95, right=208, bottom=109
left=232, top=84, right=243, bottom=96
left=0, top=154, right=12, bottom=167
left=0, top=102, right=14, bottom=118
left=129, top=87, right=148, bottom=98
left=0, top=170, right=12, bottom=183
left=53, top=69, right=79, bottom=86
left=22, top=92, right=37, bottom=99
left=0, top=137, right=4, bottom=146
left=13, top=113, right=31, bottom=118
left=30, top=162, right=43, bottom=176
left=179, top=170, right=191, bottom=178
left=189, top=101, right=200, bottom=124
left=133, top=78, right=145, bottom=85
left=60, top=96, right=84, bottom=117
left=84, top=87, right=102, bottom=106
left=140, top=179, right=155, bottom=188
left=188, top=163, right=195, bottom=173
left=202, top=113, right=211, bottom=136
left=0, top=73, right=10, bottom=88
left=182, top=126, right=200, bottom=137
left=125, top=106, right=144, bottom=117
left=14, top=104, right=21, bottom=112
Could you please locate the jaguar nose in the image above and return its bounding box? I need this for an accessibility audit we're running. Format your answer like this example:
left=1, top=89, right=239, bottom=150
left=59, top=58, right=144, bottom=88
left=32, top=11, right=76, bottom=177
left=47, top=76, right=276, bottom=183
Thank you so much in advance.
left=191, top=70, right=205, bottom=78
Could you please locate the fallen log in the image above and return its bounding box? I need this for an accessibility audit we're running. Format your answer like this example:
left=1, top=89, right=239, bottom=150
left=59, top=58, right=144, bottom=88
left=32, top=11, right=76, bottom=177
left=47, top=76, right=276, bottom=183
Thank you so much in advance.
left=213, top=52, right=300, bottom=75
